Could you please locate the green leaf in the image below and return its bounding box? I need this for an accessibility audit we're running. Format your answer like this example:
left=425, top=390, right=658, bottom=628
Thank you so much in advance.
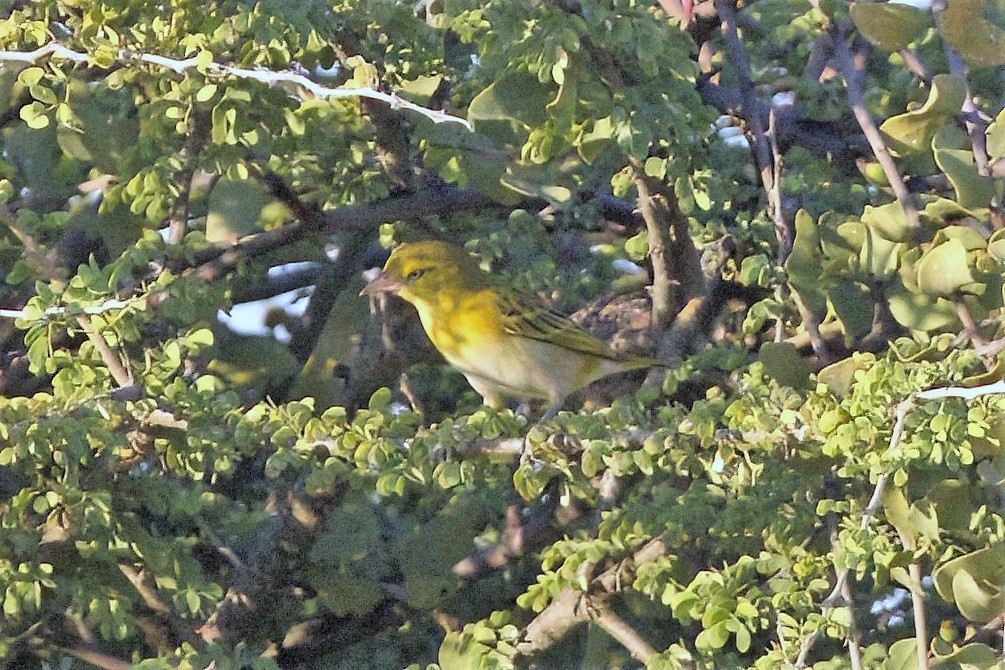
left=856, top=223, right=903, bottom=279
left=500, top=163, right=572, bottom=204
left=861, top=202, right=912, bottom=243
left=932, top=642, right=998, bottom=666
left=19, top=102, right=50, bottom=130
left=880, top=75, right=966, bottom=156
left=757, top=342, right=811, bottom=389
left=987, top=107, right=1005, bottom=160
left=883, top=486, right=917, bottom=548
left=933, top=127, right=997, bottom=210
left=644, top=156, right=667, bottom=178
left=937, top=0, right=1005, bottom=68
left=185, top=589, right=200, bottom=614
left=195, top=84, right=218, bottom=102
left=817, top=355, right=874, bottom=397
left=695, top=620, right=730, bottom=650
left=368, top=387, right=392, bottom=412
left=195, top=49, right=214, bottom=73
left=206, top=179, right=269, bottom=243
left=29, top=84, right=57, bottom=105
left=185, top=328, right=214, bottom=348
left=0, top=447, right=15, bottom=466
left=784, top=209, right=826, bottom=312
left=887, top=285, right=960, bottom=331
left=952, top=568, right=1005, bottom=622
left=915, top=238, right=974, bottom=298
left=828, top=279, right=873, bottom=340
left=885, top=637, right=919, bottom=670
left=398, top=75, right=444, bottom=105
left=17, top=66, right=45, bottom=87
left=577, top=116, right=614, bottom=164
left=468, top=72, right=550, bottom=128
left=850, top=2, right=932, bottom=50
left=934, top=545, right=1005, bottom=622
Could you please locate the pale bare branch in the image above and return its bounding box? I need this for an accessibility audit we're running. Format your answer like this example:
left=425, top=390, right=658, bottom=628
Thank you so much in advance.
left=0, top=42, right=472, bottom=130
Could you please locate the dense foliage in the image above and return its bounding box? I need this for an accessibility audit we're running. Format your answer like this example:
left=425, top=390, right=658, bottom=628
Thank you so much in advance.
left=1, top=0, right=1005, bottom=668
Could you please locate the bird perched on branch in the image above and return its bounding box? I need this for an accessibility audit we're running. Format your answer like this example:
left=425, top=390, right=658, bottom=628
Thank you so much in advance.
left=360, top=240, right=667, bottom=419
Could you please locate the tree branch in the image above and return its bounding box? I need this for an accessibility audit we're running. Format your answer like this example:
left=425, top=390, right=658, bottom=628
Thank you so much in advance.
left=77, top=315, right=132, bottom=388
left=908, top=561, right=930, bottom=670
left=839, top=568, right=865, bottom=670
left=515, top=539, right=668, bottom=659
left=634, top=173, right=677, bottom=331
left=587, top=597, right=658, bottom=664
left=795, top=396, right=914, bottom=667
left=0, top=43, right=471, bottom=130
left=118, top=565, right=172, bottom=614
left=713, top=0, right=793, bottom=259
left=230, top=264, right=325, bottom=304
left=331, top=33, right=418, bottom=191
left=797, top=380, right=1005, bottom=665
left=166, top=110, right=210, bottom=247
left=696, top=78, right=862, bottom=166
left=56, top=646, right=132, bottom=670
left=453, top=500, right=558, bottom=580
left=190, top=185, right=496, bottom=279
left=832, top=30, right=920, bottom=232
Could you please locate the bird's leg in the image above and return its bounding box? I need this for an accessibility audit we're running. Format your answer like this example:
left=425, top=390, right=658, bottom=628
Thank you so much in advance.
left=539, top=392, right=567, bottom=423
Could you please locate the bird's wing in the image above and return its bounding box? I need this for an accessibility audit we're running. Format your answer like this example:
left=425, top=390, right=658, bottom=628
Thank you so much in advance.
left=495, top=289, right=620, bottom=361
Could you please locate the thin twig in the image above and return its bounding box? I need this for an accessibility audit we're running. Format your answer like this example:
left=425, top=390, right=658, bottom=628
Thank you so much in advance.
left=118, top=564, right=172, bottom=614
left=955, top=299, right=989, bottom=351
left=588, top=598, right=658, bottom=664
left=191, top=186, right=494, bottom=279
left=908, top=562, right=930, bottom=670
left=767, top=108, right=791, bottom=262
left=898, top=49, right=932, bottom=86
left=839, top=570, right=865, bottom=670
left=915, top=379, right=1005, bottom=401
left=166, top=110, right=210, bottom=247
left=0, top=297, right=144, bottom=320
left=791, top=276, right=831, bottom=363
left=399, top=372, right=425, bottom=417
left=797, top=381, right=1005, bottom=665
left=515, top=539, right=668, bottom=658
left=714, top=0, right=793, bottom=258
left=936, top=18, right=1004, bottom=225
left=77, top=315, right=132, bottom=388
left=0, top=42, right=471, bottom=129
left=194, top=515, right=246, bottom=571
left=930, top=0, right=990, bottom=177
left=713, top=0, right=774, bottom=186
left=56, top=646, right=132, bottom=670
left=795, top=397, right=914, bottom=667
left=832, top=31, right=920, bottom=232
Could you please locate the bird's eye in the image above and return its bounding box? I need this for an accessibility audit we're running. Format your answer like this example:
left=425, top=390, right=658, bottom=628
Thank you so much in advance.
left=407, top=268, right=426, bottom=280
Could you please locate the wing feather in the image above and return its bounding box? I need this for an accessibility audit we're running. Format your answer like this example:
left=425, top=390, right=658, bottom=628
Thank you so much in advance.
left=496, top=290, right=621, bottom=361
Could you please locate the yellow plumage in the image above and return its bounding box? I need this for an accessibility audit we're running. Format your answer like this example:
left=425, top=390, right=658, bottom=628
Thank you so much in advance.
left=361, top=240, right=664, bottom=417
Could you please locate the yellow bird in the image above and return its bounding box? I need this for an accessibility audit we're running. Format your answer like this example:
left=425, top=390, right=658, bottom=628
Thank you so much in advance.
left=360, top=240, right=665, bottom=418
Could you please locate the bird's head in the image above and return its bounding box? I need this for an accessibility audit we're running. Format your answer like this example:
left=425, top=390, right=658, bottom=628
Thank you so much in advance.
left=360, top=240, right=488, bottom=306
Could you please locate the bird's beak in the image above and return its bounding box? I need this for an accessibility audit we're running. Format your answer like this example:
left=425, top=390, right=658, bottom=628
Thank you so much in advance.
left=360, top=272, right=404, bottom=297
